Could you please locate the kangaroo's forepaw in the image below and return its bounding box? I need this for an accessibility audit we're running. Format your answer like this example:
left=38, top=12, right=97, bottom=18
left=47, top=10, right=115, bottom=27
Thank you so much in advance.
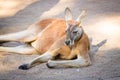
left=18, top=64, right=29, bottom=70
left=46, top=60, right=55, bottom=68
left=46, top=63, right=54, bottom=68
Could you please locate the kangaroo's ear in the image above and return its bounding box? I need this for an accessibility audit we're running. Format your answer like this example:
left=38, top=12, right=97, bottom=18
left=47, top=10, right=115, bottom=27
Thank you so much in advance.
left=65, top=7, right=72, bottom=21
left=76, top=10, right=86, bottom=22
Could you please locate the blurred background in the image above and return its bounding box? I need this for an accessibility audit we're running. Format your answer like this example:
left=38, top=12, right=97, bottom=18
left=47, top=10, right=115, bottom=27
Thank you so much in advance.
left=0, top=0, right=120, bottom=80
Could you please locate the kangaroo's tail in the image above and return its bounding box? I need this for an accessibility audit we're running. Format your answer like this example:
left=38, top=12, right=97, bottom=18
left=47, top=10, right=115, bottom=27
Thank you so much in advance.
left=89, top=38, right=107, bottom=56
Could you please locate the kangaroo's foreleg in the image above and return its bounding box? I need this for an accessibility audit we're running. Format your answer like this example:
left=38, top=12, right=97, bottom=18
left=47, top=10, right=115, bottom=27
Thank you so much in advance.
left=0, top=44, right=38, bottom=55
left=18, top=49, right=59, bottom=70
left=0, top=30, right=37, bottom=42
left=47, top=54, right=91, bottom=68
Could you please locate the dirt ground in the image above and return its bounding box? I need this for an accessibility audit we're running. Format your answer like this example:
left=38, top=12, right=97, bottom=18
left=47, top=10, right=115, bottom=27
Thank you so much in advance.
left=0, top=0, right=120, bottom=80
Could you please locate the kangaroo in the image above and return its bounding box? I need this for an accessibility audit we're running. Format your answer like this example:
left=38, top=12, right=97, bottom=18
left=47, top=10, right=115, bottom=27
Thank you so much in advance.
left=0, top=7, right=106, bottom=70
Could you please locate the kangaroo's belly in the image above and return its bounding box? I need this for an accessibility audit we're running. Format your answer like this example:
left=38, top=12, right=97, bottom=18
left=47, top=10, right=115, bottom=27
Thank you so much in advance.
left=31, top=19, right=66, bottom=54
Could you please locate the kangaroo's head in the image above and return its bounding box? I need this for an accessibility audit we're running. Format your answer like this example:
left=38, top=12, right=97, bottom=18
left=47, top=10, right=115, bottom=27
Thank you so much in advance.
left=64, top=7, right=86, bottom=46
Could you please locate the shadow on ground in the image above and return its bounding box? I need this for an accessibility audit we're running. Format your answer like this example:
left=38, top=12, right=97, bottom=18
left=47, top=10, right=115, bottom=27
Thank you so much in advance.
left=0, top=48, right=119, bottom=80
left=0, top=0, right=120, bottom=80
left=0, top=0, right=59, bottom=34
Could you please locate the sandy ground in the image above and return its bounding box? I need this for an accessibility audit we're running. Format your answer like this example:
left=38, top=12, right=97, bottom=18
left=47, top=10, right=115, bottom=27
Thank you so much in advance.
left=0, top=0, right=120, bottom=80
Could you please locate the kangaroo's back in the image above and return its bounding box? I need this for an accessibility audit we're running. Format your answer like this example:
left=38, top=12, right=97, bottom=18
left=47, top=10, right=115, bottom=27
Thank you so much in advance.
left=31, top=19, right=67, bottom=54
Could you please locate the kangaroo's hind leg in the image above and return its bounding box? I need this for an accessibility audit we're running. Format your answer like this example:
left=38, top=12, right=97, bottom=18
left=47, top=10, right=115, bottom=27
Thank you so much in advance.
left=0, top=44, right=38, bottom=55
left=0, top=29, right=38, bottom=42
left=0, top=18, right=57, bottom=43
left=18, top=48, right=60, bottom=70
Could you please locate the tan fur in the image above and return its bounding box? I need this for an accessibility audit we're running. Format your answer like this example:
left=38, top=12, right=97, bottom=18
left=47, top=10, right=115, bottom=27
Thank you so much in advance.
left=0, top=8, right=95, bottom=69
left=31, top=19, right=66, bottom=53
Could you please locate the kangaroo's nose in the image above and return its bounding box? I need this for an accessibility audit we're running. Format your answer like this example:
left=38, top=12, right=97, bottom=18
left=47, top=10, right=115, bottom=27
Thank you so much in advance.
left=65, top=40, right=70, bottom=45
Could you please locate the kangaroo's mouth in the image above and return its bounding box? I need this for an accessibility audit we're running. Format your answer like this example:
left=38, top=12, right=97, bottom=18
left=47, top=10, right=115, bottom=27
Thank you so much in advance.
left=65, top=40, right=70, bottom=45
left=65, top=40, right=74, bottom=47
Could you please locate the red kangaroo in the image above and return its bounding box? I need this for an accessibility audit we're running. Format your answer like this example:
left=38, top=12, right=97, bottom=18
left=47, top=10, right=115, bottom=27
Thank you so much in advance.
left=0, top=7, right=106, bottom=70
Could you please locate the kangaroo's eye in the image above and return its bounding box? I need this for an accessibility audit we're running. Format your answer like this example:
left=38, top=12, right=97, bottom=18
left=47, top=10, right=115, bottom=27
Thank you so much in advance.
left=73, top=30, right=78, bottom=34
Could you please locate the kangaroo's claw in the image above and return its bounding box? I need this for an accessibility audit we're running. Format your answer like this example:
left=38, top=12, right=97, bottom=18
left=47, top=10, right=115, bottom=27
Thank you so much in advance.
left=18, top=64, right=29, bottom=70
